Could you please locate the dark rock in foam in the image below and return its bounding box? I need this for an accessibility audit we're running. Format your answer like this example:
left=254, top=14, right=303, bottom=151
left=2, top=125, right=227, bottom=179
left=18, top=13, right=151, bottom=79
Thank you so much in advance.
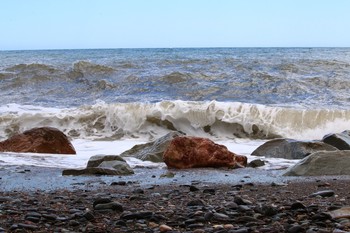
left=251, top=138, right=337, bottom=160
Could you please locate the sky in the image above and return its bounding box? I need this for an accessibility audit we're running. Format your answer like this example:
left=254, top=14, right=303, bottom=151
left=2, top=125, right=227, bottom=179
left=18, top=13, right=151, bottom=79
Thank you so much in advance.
left=1, top=0, right=350, bottom=50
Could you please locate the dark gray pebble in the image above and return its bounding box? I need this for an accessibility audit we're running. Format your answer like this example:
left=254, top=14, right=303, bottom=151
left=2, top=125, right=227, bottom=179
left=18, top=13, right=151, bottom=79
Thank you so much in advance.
left=287, top=225, right=305, bottom=233
left=94, top=202, right=123, bottom=212
left=187, top=199, right=205, bottom=206
left=120, top=211, right=153, bottom=220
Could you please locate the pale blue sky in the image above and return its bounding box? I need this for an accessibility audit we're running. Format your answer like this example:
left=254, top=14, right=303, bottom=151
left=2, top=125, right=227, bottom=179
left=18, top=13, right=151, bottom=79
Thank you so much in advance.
left=1, top=0, right=349, bottom=50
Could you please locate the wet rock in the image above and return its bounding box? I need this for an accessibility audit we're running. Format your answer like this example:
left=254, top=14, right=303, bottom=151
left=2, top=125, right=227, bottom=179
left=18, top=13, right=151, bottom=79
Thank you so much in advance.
left=42, top=213, right=57, bottom=221
left=252, top=138, right=337, bottom=159
left=120, top=132, right=183, bottom=162
left=203, top=188, right=216, bottom=195
left=287, top=225, right=306, bottom=233
left=327, top=207, right=350, bottom=219
left=291, top=201, right=307, bottom=210
left=62, top=154, right=134, bottom=176
left=322, top=131, right=350, bottom=150
left=86, top=154, right=126, bottom=167
left=163, top=136, right=247, bottom=169
left=213, top=213, right=230, bottom=221
left=0, top=127, right=76, bottom=154
left=187, top=199, right=206, bottom=206
left=83, top=211, right=95, bottom=221
left=94, top=202, right=123, bottom=212
left=110, top=181, right=127, bottom=186
left=62, top=167, right=132, bottom=176
left=189, top=185, right=199, bottom=192
left=247, top=159, right=265, bottom=168
left=159, top=224, right=173, bottom=232
left=120, top=211, right=154, bottom=220
left=284, top=151, right=350, bottom=176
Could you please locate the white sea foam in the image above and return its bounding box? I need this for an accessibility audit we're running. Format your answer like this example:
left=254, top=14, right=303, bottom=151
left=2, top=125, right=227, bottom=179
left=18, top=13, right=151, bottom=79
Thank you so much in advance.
left=1, top=101, right=350, bottom=141
left=0, top=138, right=298, bottom=170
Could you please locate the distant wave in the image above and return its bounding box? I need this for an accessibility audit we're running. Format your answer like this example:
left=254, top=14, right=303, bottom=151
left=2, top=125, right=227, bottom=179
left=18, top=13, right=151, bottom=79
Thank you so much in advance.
left=1, top=101, right=350, bottom=141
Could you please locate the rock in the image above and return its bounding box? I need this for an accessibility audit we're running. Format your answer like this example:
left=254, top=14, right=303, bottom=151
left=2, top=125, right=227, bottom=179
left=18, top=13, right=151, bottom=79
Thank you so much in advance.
left=283, top=151, right=350, bottom=176
left=247, top=159, right=265, bottom=168
left=322, top=131, right=350, bottom=150
left=86, top=154, right=126, bottom=167
left=94, top=202, right=123, bottom=212
left=309, top=190, right=335, bottom=198
left=287, top=225, right=306, bottom=233
left=290, top=202, right=307, bottom=210
left=159, top=224, right=173, bottom=232
left=62, top=167, right=132, bottom=176
left=120, top=132, right=183, bottom=162
left=251, top=138, right=337, bottom=159
left=163, top=136, right=247, bottom=169
left=120, top=211, right=153, bottom=220
left=0, top=127, right=76, bottom=154
left=187, top=199, right=206, bottom=206
left=327, top=207, right=350, bottom=219
left=62, top=154, right=134, bottom=176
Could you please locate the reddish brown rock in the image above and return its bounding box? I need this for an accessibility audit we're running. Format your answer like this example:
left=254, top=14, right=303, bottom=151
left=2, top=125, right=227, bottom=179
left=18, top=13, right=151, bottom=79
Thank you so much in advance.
left=0, top=127, right=76, bottom=154
left=163, top=136, right=247, bottom=169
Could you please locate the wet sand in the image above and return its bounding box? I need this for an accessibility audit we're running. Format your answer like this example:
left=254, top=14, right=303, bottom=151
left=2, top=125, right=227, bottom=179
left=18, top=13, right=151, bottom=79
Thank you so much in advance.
left=1, top=165, right=348, bottom=192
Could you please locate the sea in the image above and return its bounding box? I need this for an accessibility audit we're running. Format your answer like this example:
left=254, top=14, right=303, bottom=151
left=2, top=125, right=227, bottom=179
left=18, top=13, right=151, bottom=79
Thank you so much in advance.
left=1, top=47, right=350, bottom=170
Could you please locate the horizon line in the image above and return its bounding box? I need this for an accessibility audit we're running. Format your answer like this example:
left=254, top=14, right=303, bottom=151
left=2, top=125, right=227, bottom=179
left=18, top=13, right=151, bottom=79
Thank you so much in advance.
left=1, top=46, right=350, bottom=52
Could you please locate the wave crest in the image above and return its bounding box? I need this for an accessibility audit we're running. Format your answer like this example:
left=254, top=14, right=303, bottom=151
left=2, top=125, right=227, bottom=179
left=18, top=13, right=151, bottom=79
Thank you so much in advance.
left=1, top=101, right=350, bottom=141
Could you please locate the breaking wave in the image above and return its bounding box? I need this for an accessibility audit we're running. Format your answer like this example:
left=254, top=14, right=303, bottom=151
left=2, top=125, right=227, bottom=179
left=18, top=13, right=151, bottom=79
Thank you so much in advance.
left=1, top=101, right=350, bottom=142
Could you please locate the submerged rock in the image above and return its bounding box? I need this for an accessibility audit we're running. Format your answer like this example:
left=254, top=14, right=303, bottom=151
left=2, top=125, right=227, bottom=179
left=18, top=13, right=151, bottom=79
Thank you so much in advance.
left=251, top=138, right=337, bottom=159
left=283, top=150, right=350, bottom=176
left=62, top=154, right=133, bottom=176
left=0, top=127, right=76, bottom=154
left=163, top=136, right=247, bottom=169
left=120, top=131, right=183, bottom=162
left=322, top=130, right=350, bottom=150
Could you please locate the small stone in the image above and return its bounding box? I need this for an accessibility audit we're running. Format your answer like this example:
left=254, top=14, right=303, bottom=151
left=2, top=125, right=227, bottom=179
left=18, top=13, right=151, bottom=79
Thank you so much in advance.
left=327, top=207, right=350, bottom=219
left=187, top=199, right=205, bottom=206
left=190, top=185, right=199, bottom=192
left=228, top=228, right=249, bottom=233
left=133, top=188, right=144, bottom=194
left=120, top=211, right=153, bottom=220
left=224, top=224, right=234, bottom=229
left=248, top=159, right=265, bottom=168
left=159, top=224, right=172, bottom=232
left=291, top=201, right=307, bottom=210
left=148, top=222, right=159, bottom=228
left=287, top=225, right=305, bottom=233
left=94, top=202, right=123, bottom=212
left=110, top=181, right=127, bottom=186
left=213, top=213, right=230, bottom=221
left=17, top=223, right=38, bottom=230
left=309, top=190, right=335, bottom=197
left=93, top=197, right=112, bottom=207
left=42, top=214, right=57, bottom=221
left=83, top=211, right=95, bottom=221
left=203, top=188, right=216, bottom=195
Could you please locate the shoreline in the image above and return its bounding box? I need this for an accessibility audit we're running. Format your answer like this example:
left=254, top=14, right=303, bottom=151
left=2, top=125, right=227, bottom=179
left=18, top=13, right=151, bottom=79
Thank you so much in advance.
left=1, top=165, right=350, bottom=232
left=2, top=165, right=350, bottom=192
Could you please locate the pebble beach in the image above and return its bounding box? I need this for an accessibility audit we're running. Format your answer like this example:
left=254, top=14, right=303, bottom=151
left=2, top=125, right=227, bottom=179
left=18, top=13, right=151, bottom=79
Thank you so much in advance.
left=1, top=166, right=350, bottom=233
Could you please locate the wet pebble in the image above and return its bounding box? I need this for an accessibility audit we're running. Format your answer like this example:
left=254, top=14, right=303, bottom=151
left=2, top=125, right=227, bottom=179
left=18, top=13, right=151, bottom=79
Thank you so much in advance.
left=309, top=190, right=335, bottom=197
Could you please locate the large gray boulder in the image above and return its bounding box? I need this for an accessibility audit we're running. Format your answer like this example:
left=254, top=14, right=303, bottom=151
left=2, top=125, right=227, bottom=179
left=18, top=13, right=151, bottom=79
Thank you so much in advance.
left=283, top=150, right=350, bottom=176
left=322, top=130, right=350, bottom=150
left=120, top=132, right=183, bottom=162
left=251, top=138, right=337, bottom=160
left=62, top=155, right=134, bottom=176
